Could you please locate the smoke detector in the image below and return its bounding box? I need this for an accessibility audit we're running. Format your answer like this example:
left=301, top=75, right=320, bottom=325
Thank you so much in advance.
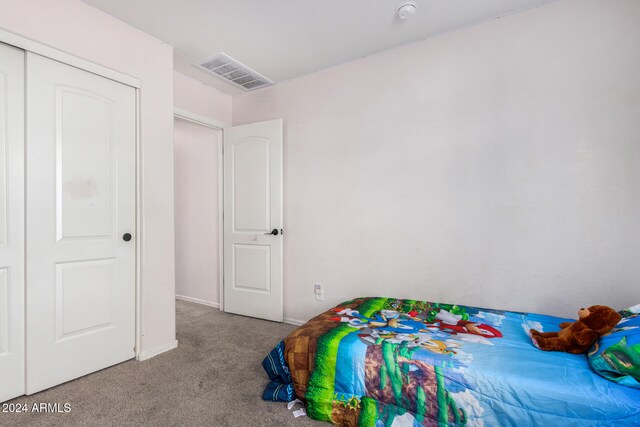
left=397, top=1, right=417, bottom=20
left=193, top=52, right=273, bottom=91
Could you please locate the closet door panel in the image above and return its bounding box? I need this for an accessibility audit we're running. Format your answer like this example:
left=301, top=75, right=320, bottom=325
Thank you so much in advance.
left=26, top=52, right=136, bottom=394
left=0, top=42, right=25, bottom=403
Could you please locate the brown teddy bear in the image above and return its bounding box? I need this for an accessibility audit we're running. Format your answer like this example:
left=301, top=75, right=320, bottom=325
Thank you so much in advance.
left=530, top=305, right=621, bottom=354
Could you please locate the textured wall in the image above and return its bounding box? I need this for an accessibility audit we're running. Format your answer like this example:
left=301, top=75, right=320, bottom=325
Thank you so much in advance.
left=233, top=0, right=640, bottom=321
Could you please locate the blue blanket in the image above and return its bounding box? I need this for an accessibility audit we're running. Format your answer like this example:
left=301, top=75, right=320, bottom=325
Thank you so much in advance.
left=264, top=297, right=640, bottom=426
left=261, top=340, right=295, bottom=402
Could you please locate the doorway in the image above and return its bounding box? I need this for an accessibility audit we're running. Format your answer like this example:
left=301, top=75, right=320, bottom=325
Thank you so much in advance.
left=172, top=114, right=284, bottom=322
left=174, top=115, right=223, bottom=308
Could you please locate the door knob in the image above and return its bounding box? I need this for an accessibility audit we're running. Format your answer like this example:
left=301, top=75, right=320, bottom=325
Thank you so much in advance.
left=123, top=233, right=132, bottom=242
left=264, top=229, right=279, bottom=236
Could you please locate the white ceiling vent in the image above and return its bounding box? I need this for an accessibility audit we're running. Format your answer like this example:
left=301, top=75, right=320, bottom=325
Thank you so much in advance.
left=194, top=52, right=273, bottom=91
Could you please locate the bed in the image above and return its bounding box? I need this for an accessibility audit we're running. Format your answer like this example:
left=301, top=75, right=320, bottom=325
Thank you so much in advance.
left=262, top=297, right=640, bottom=426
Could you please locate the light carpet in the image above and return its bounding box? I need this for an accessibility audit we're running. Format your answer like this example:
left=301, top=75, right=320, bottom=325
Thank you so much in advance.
left=1, top=300, right=323, bottom=426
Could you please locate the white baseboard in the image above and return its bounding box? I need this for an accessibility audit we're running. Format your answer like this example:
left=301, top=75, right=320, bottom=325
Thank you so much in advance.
left=175, top=294, right=220, bottom=308
left=283, top=317, right=306, bottom=326
left=137, top=339, right=178, bottom=361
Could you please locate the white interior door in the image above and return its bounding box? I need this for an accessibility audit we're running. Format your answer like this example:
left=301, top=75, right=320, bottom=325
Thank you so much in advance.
left=224, top=119, right=283, bottom=321
left=26, top=52, right=136, bottom=394
left=0, top=43, right=25, bottom=403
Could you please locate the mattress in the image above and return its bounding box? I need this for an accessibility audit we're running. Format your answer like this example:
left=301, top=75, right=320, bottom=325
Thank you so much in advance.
left=263, top=297, right=640, bottom=426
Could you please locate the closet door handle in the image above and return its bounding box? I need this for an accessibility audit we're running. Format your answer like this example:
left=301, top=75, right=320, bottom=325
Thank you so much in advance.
left=123, top=233, right=132, bottom=242
left=264, top=229, right=279, bottom=236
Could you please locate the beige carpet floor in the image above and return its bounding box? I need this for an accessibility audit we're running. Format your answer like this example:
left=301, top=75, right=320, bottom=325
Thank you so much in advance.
left=1, top=300, right=323, bottom=426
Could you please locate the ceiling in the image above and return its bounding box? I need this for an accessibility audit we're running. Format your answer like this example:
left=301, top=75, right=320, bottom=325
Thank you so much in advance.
left=84, top=0, right=557, bottom=95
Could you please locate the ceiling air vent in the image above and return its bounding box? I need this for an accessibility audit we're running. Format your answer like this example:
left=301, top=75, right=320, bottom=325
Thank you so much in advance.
left=194, top=52, right=273, bottom=91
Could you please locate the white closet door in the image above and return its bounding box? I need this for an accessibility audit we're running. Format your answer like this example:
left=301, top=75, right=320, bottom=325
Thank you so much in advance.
left=0, top=43, right=25, bottom=403
left=26, top=53, right=136, bottom=394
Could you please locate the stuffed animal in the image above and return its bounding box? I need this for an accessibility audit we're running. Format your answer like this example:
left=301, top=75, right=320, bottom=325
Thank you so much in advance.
left=530, top=305, right=621, bottom=354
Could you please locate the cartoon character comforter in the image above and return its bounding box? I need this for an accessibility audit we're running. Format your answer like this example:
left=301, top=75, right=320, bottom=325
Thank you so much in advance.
left=262, top=297, right=640, bottom=426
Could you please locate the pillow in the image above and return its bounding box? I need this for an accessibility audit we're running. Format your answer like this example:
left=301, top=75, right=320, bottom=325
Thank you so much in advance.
left=588, top=304, right=640, bottom=388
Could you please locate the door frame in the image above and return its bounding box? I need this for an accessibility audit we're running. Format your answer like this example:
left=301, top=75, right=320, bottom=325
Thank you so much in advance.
left=0, top=29, right=144, bottom=358
left=173, top=108, right=226, bottom=311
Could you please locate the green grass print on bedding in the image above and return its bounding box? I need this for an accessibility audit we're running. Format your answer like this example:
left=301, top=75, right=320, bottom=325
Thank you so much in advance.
left=305, top=298, right=389, bottom=422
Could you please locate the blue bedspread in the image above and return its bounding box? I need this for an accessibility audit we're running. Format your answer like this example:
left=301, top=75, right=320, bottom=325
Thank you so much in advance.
left=265, top=297, right=640, bottom=426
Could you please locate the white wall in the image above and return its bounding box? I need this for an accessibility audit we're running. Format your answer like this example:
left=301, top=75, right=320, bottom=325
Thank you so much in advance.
left=174, top=119, right=221, bottom=306
left=0, top=0, right=175, bottom=354
left=233, top=0, right=640, bottom=321
left=174, top=71, right=232, bottom=126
